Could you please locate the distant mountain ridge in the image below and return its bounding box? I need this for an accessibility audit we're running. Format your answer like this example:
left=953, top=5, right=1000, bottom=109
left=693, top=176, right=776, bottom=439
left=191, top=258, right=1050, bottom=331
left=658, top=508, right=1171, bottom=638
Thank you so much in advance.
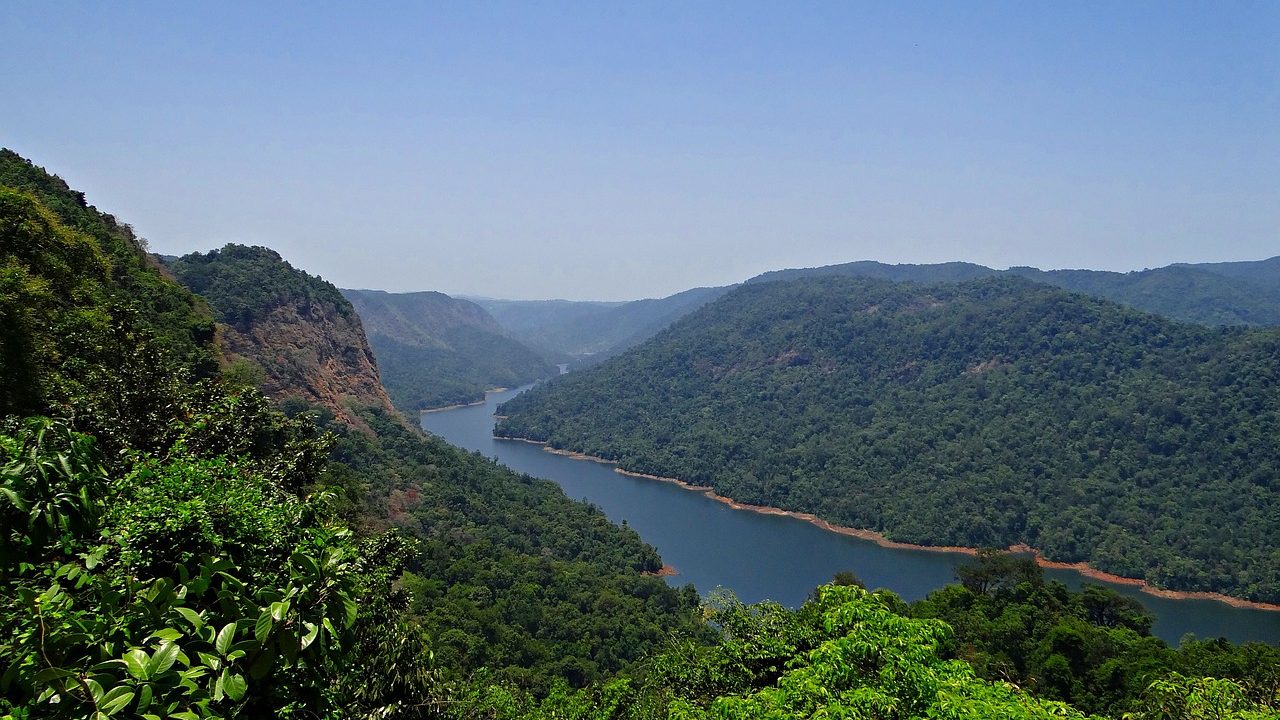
left=749, top=257, right=1280, bottom=327
left=471, top=285, right=734, bottom=363
left=342, top=288, right=556, bottom=412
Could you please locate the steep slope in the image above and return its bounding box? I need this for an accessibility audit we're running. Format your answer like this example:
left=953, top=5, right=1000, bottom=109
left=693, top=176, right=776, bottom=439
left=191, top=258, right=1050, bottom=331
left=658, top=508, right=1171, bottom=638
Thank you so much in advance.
left=167, top=249, right=706, bottom=691
left=747, top=258, right=1280, bottom=327
left=0, top=149, right=217, bottom=377
left=165, top=245, right=396, bottom=425
left=498, top=276, right=1280, bottom=603
left=342, top=288, right=555, bottom=412
left=0, top=153, right=438, bottom=716
left=471, top=285, right=733, bottom=362
left=2, top=151, right=706, bottom=704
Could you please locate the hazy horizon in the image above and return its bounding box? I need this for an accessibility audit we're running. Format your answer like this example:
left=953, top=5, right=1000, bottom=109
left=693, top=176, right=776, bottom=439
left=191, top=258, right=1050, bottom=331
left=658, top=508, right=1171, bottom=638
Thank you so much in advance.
left=5, top=3, right=1276, bottom=301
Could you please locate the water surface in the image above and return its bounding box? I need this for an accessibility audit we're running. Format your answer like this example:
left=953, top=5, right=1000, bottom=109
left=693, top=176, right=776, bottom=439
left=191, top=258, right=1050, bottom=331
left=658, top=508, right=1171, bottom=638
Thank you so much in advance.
left=424, top=385, right=1280, bottom=645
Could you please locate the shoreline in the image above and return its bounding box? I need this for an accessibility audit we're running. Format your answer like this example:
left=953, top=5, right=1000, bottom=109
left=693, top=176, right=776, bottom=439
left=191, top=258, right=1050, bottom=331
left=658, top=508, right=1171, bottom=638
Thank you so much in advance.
left=421, top=399, right=486, bottom=414
left=493, top=435, right=1280, bottom=613
left=418, top=388, right=510, bottom=415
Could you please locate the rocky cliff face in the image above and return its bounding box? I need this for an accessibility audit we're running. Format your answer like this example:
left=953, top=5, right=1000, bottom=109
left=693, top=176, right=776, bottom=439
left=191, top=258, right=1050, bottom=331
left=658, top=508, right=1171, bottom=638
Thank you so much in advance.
left=166, top=245, right=397, bottom=426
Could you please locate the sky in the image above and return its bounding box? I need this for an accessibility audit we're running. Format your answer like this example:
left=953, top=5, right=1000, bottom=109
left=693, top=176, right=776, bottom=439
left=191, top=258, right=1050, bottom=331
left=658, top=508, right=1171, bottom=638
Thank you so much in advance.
left=3, top=2, right=1277, bottom=300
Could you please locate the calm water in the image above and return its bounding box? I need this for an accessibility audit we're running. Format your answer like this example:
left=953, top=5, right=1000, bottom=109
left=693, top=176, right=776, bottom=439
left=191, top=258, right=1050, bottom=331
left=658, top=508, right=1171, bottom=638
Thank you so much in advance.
left=424, top=385, right=1280, bottom=646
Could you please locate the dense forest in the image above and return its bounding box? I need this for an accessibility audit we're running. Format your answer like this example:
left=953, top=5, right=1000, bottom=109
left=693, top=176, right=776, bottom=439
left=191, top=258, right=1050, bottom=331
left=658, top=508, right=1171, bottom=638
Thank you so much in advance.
left=2, top=149, right=1276, bottom=718
left=0, top=150, right=703, bottom=716
left=749, top=257, right=1280, bottom=327
left=341, top=289, right=555, bottom=412
left=498, top=275, right=1280, bottom=603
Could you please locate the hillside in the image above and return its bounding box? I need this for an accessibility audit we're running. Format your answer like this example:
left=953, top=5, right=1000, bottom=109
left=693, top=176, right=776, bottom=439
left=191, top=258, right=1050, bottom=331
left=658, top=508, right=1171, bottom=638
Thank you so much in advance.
left=471, top=285, right=733, bottom=363
left=5, top=149, right=1276, bottom=719
left=0, top=151, right=707, bottom=714
left=497, top=275, right=1280, bottom=603
left=0, top=150, right=218, bottom=380
left=342, top=288, right=555, bottom=412
left=164, top=245, right=397, bottom=425
left=748, top=258, right=1280, bottom=327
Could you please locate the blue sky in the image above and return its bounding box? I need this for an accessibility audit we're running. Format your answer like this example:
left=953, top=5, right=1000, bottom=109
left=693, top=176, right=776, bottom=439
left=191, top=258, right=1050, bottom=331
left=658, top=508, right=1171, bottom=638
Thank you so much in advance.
left=4, top=2, right=1277, bottom=299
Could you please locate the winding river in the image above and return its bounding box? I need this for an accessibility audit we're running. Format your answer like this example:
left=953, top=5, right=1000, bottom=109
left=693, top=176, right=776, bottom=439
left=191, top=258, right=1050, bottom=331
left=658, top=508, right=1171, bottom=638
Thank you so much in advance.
left=423, top=385, right=1280, bottom=646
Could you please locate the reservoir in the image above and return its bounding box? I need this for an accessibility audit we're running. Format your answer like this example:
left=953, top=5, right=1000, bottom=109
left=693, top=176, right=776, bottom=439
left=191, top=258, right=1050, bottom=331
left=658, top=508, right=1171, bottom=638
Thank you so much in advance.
left=423, top=385, right=1280, bottom=646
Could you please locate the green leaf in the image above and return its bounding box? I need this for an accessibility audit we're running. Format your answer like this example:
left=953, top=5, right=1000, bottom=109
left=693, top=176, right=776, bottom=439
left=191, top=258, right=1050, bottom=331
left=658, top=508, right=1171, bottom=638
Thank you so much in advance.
left=123, top=648, right=150, bottom=681
left=270, top=599, right=290, bottom=622
left=197, top=652, right=221, bottom=671
left=300, top=621, right=320, bottom=650
left=342, top=595, right=358, bottom=627
left=291, top=551, right=320, bottom=580
left=224, top=672, right=247, bottom=702
left=175, top=607, right=203, bottom=630
left=100, top=687, right=135, bottom=715
left=254, top=610, right=273, bottom=645
left=147, top=641, right=180, bottom=676
left=33, top=667, right=75, bottom=683
left=215, top=622, right=236, bottom=655
left=147, top=628, right=182, bottom=643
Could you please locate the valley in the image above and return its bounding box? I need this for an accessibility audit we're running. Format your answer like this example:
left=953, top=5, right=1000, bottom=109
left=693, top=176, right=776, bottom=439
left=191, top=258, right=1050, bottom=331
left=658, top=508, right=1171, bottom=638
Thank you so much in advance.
left=428, top=386, right=1280, bottom=645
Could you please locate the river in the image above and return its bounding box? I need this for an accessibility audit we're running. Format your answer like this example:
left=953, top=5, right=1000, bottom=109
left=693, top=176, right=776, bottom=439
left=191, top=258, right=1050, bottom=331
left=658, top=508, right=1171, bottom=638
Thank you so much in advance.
left=423, top=385, right=1280, bottom=645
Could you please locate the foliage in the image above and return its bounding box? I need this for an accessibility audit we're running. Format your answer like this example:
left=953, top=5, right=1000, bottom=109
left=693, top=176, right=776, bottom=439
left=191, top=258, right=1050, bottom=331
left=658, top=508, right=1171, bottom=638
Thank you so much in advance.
left=0, top=150, right=217, bottom=373
left=445, top=585, right=1106, bottom=719
left=164, top=245, right=351, bottom=332
left=497, top=276, right=1280, bottom=602
left=0, top=417, right=366, bottom=718
left=909, top=552, right=1280, bottom=717
left=308, top=401, right=710, bottom=694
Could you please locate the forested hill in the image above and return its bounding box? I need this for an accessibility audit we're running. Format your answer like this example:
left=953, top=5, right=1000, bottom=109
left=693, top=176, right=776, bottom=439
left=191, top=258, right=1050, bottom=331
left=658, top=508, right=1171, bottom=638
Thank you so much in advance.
left=497, top=275, right=1280, bottom=603
left=163, top=249, right=708, bottom=692
left=748, top=258, right=1280, bottom=327
left=471, top=284, right=733, bottom=363
left=5, top=148, right=1278, bottom=718
left=341, top=288, right=556, bottom=412
left=165, top=245, right=397, bottom=426
left=0, top=149, right=218, bottom=379
left=0, top=150, right=706, bottom=714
